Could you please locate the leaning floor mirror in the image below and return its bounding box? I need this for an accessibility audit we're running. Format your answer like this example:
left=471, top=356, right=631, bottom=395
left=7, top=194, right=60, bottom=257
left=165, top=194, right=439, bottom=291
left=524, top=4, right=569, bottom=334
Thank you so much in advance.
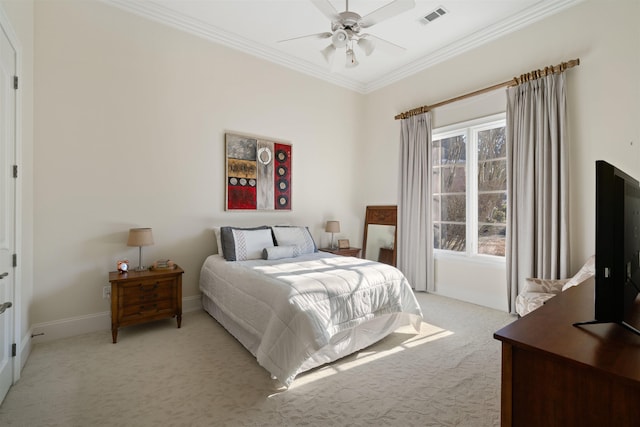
left=362, top=205, right=397, bottom=266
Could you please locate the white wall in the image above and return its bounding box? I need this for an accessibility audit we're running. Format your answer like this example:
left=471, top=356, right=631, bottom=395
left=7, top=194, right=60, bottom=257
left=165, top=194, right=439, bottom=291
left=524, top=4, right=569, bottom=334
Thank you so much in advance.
left=360, top=0, right=640, bottom=310
left=29, top=0, right=363, bottom=334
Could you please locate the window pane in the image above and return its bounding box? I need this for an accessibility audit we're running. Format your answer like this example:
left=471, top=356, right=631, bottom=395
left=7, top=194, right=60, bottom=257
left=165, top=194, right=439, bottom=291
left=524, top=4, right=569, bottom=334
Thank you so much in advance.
left=438, top=135, right=466, bottom=164
left=433, top=166, right=465, bottom=193
left=478, top=159, right=506, bottom=191
left=437, top=194, right=466, bottom=222
left=434, top=223, right=466, bottom=252
left=478, top=193, right=507, bottom=224
left=432, top=139, right=441, bottom=162
left=477, top=127, right=506, bottom=160
left=478, top=225, right=506, bottom=256
left=432, top=168, right=441, bottom=194
left=432, top=195, right=441, bottom=222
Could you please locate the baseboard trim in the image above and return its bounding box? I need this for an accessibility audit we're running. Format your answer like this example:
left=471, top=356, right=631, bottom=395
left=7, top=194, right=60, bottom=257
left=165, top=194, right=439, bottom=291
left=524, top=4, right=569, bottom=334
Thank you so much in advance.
left=30, top=294, right=202, bottom=343
left=14, top=330, right=32, bottom=381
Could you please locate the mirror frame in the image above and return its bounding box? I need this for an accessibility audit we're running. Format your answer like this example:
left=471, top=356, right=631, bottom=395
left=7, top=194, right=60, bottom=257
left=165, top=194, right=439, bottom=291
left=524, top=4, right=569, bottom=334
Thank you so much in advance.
left=362, top=205, right=397, bottom=266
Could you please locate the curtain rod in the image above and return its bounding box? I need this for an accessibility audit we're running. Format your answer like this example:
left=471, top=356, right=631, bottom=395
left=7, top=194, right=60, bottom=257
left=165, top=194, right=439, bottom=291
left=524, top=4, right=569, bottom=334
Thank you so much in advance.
left=394, top=58, right=580, bottom=120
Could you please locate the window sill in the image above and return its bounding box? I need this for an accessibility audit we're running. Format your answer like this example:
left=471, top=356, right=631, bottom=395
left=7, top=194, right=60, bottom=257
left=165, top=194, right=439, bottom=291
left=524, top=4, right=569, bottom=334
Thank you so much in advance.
left=434, top=250, right=506, bottom=267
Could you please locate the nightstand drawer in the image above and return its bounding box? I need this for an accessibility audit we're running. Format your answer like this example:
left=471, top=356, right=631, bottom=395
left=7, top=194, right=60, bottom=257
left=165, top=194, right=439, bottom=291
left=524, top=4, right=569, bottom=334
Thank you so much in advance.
left=121, top=298, right=174, bottom=319
left=122, top=279, right=175, bottom=300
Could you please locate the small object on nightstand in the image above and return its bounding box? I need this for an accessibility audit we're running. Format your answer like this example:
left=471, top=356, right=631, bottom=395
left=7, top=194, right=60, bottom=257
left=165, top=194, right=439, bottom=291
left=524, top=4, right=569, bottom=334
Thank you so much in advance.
left=320, top=247, right=361, bottom=258
left=117, top=260, right=129, bottom=273
left=151, top=259, right=175, bottom=270
left=338, top=239, right=350, bottom=249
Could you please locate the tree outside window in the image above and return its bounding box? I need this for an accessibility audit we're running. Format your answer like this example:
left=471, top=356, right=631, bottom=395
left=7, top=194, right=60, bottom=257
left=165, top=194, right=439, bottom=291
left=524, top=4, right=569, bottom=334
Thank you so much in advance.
left=432, top=115, right=507, bottom=257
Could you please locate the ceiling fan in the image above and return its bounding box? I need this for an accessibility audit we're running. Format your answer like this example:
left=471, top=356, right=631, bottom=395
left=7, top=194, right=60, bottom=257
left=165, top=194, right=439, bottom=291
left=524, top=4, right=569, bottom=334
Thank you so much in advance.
left=279, top=0, right=416, bottom=69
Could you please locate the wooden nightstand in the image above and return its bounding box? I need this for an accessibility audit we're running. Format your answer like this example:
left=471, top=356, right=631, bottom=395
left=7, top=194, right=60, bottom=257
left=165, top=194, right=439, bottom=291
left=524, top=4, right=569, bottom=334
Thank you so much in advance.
left=319, top=247, right=361, bottom=257
left=108, top=265, right=184, bottom=343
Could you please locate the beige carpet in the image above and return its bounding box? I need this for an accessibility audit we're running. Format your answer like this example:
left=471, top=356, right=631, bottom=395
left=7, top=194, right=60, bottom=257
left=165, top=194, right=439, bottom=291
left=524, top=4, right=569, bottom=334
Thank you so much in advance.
left=0, top=293, right=514, bottom=426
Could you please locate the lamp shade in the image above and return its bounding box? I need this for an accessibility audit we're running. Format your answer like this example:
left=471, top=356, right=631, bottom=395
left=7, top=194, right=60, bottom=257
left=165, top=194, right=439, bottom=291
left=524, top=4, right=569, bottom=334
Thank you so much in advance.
left=127, top=228, right=154, bottom=247
left=325, top=221, right=340, bottom=233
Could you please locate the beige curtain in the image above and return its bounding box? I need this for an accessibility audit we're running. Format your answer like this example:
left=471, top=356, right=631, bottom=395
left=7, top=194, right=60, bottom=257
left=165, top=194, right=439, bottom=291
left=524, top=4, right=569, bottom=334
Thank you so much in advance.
left=506, top=73, right=570, bottom=313
left=398, top=112, right=433, bottom=292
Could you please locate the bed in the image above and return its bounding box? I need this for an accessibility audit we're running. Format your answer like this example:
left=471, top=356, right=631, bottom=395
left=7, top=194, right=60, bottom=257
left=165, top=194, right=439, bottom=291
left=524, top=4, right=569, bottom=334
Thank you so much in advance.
left=199, top=225, right=423, bottom=387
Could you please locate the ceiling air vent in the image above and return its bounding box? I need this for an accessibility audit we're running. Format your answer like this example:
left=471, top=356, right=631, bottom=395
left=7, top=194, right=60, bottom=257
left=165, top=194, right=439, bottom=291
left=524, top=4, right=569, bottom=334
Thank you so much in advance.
left=421, top=6, right=447, bottom=24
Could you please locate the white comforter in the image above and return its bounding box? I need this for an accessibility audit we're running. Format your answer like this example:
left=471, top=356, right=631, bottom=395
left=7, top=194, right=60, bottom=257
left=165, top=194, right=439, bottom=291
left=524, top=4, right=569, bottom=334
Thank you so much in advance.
left=199, top=252, right=423, bottom=386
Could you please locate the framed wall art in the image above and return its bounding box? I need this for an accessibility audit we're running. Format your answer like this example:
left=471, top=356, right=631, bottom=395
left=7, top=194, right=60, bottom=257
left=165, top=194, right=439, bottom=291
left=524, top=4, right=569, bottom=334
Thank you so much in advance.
left=225, top=133, right=292, bottom=211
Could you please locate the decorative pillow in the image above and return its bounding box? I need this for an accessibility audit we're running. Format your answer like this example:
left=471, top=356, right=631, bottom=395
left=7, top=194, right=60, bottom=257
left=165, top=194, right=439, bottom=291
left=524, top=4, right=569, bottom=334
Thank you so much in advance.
left=272, top=226, right=317, bottom=254
left=220, top=226, right=274, bottom=261
left=523, top=277, right=568, bottom=294
left=262, top=245, right=300, bottom=260
left=562, top=255, right=596, bottom=291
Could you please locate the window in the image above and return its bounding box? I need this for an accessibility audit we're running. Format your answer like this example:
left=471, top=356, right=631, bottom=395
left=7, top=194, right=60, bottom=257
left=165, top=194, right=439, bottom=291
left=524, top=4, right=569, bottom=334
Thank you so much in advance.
left=432, top=114, right=507, bottom=257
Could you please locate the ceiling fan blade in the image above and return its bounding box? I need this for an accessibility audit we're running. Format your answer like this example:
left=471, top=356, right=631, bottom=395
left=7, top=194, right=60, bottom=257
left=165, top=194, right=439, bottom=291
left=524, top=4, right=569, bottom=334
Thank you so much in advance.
left=360, top=0, right=416, bottom=28
left=359, top=34, right=406, bottom=54
left=310, top=0, right=340, bottom=22
left=278, top=32, right=332, bottom=43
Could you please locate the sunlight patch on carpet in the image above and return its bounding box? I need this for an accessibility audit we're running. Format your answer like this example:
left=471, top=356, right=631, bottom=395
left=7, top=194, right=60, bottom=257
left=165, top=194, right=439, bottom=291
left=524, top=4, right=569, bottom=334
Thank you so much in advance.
left=289, top=321, right=453, bottom=388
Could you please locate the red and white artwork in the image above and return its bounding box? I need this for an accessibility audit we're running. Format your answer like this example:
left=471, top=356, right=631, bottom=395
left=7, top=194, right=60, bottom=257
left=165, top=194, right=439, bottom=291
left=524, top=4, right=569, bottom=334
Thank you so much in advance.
left=225, top=133, right=291, bottom=211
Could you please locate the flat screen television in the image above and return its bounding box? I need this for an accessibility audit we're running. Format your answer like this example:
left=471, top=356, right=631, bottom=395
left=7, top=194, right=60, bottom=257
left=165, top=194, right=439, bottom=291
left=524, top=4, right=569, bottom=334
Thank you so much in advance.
left=574, top=160, right=640, bottom=336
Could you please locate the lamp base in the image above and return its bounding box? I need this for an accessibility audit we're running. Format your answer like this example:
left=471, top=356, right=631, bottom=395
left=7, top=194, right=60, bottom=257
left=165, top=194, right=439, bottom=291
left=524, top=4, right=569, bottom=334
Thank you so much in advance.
left=134, top=246, right=148, bottom=272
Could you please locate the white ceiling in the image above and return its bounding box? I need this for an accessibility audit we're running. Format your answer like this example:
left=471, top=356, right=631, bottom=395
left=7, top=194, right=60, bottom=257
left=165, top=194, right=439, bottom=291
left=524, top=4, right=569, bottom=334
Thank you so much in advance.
left=105, top=0, right=582, bottom=93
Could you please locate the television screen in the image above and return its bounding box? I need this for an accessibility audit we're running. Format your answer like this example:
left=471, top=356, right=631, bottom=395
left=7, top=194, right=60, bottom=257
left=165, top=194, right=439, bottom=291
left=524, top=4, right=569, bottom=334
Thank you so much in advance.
left=574, top=160, right=640, bottom=336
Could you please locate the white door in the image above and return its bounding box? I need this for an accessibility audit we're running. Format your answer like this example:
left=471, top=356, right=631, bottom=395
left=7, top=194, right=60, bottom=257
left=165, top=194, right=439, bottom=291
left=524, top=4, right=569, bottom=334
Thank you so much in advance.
left=0, top=19, right=16, bottom=405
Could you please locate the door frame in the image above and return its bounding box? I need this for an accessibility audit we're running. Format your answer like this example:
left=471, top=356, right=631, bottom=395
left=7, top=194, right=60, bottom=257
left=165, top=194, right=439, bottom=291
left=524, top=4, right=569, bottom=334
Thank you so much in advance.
left=0, top=4, right=23, bottom=385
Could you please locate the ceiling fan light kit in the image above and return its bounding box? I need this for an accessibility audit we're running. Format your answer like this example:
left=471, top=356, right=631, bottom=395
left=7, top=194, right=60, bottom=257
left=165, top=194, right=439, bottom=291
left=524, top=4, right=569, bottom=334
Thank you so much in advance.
left=321, top=44, right=336, bottom=63
left=280, top=0, right=415, bottom=69
left=357, top=38, right=375, bottom=56
left=331, top=29, right=349, bottom=48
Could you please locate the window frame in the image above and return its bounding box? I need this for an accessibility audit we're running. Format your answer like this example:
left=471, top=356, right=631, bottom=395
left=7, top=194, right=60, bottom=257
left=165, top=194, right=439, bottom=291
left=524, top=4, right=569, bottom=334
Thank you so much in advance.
left=432, top=113, right=507, bottom=262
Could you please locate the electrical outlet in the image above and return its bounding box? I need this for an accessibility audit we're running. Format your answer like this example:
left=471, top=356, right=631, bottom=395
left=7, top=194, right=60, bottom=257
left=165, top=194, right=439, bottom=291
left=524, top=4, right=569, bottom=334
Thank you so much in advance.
left=103, top=286, right=111, bottom=299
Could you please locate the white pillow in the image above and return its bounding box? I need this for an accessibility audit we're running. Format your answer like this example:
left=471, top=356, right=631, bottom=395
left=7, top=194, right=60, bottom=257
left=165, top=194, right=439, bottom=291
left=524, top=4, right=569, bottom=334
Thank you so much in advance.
left=213, top=227, right=224, bottom=257
left=220, top=226, right=274, bottom=261
left=272, top=226, right=317, bottom=254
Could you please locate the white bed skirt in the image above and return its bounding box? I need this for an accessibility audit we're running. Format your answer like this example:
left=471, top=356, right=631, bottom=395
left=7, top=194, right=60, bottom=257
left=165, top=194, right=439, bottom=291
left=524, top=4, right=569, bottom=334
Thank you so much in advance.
left=201, top=292, right=419, bottom=384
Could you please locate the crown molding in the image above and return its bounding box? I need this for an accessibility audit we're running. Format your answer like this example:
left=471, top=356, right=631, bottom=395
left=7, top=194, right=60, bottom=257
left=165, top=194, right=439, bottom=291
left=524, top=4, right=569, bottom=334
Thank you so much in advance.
left=364, top=0, right=585, bottom=93
left=103, top=0, right=583, bottom=95
left=103, top=0, right=366, bottom=93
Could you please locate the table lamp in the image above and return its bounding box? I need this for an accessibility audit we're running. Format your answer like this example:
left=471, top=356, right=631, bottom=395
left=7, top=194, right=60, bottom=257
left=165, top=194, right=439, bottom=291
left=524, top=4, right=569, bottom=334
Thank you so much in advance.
left=325, top=221, right=340, bottom=249
left=127, top=227, right=154, bottom=271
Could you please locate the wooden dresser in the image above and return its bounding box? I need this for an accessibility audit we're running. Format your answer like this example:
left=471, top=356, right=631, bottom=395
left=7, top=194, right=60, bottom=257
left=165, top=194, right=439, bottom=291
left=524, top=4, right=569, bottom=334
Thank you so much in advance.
left=108, top=265, right=184, bottom=343
left=494, top=277, right=640, bottom=426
